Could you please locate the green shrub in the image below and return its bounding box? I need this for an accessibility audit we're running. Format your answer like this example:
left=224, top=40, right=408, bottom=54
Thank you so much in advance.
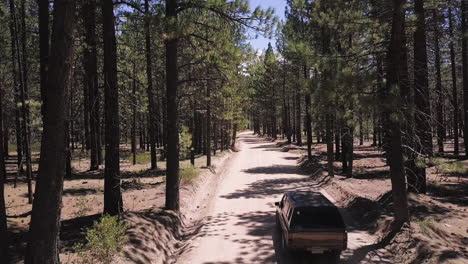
left=74, top=215, right=128, bottom=264
left=427, top=157, right=445, bottom=167
left=124, top=151, right=157, bottom=165
left=417, top=218, right=436, bottom=236
left=180, top=165, right=199, bottom=183
left=179, top=125, right=192, bottom=159
left=135, top=152, right=152, bottom=165
left=438, top=162, right=467, bottom=175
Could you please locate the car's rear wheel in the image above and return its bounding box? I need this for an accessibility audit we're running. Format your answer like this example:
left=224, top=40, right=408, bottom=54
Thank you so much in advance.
left=275, top=211, right=281, bottom=231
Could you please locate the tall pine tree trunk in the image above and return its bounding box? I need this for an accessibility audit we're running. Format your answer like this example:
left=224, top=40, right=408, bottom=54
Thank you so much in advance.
left=385, top=0, right=409, bottom=224
left=38, top=0, right=49, bottom=116
left=462, top=0, right=468, bottom=157
left=305, top=93, right=312, bottom=160
left=411, top=0, right=430, bottom=193
left=132, top=62, right=137, bottom=165
left=304, top=66, right=312, bottom=160
left=102, top=0, right=122, bottom=216
left=326, top=113, right=334, bottom=176
left=19, top=0, right=33, bottom=183
left=165, top=0, right=180, bottom=211
left=206, top=80, right=211, bottom=167
left=25, top=1, right=76, bottom=261
left=449, top=7, right=459, bottom=155
left=8, top=4, right=22, bottom=173
left=295, top=86, right=302, bottom=145
left=145, top=0, right=157, bottom=170
left=433, top=9, right=444, bottom=153
left=0, top=80, right=7, bottom=261
left=84, top=0, right=100, bottom=170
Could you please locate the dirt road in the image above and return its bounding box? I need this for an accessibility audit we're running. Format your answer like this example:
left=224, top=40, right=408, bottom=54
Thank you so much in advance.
left=177, top=132, right=374, bottom=264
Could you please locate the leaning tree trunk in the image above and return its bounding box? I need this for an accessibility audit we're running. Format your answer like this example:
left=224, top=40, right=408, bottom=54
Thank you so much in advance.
left=449, top=7, right=459, bottom=155
left=102, top=0, right=122, bottom=216
left=385, top=0, right=410, bottom=224
left=145, top=0, right=158, bottom=170
left=165, top=0, right=180, bottom=211
left=25, top=1, right=76, bottom=262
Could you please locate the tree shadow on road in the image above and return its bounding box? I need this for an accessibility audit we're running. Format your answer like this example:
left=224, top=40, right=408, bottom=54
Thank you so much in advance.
left=343, top=222, right=405, bottom=264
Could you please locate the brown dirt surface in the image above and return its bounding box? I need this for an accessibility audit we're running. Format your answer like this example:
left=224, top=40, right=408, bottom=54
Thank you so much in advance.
left=4, top=134, right=468, bottom=263
left=4, top=146, right=234, bottom=263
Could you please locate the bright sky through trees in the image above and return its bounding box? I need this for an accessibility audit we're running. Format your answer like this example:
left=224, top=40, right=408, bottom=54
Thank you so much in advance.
left=248, top=0, right=286, bottom=50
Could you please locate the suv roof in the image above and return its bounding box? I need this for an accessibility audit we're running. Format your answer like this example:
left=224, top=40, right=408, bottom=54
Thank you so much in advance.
left=286, top=191, right=335, bottom=208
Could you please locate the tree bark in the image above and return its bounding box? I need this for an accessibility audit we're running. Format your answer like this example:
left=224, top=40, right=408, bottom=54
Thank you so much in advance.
left=0, top=80, right=8, bottom=261
left=411, top=0, right=430, bottom=193
left=295, top=85, right=302, bottom=145
left=433, top=9, right=444, bottom=153
left=145, top=0, right=158, bottom=170
left=304, top=65, right=312, bottom=161
left=84, top=0, right=100, bottom=170
left=165, top=0, right=180, bottom=211
left=326, top=113, right=334, bottom=176
left=305, top=93, right=312, bottom=161
left=206, top=80, right=211, bottom=167
left=8, top=1, right=22, bottom=173
left=25, top=0, right=76, bottom=262
left=282, top=61, right=291, bottom=143
left=38, top=0, right=49, bottom=116
left=131, top=63, right=137, bottom=165
left=448, top=7, right=459, bottom=156
left=231, top=123, right=237, bottom=148
left=16, top=6, right=33, bottom=203
left=385, top=0, right=410, bottom=224
left=335, top=118, right=341, bottom=161
left=462, top=0, right=468, bottom=157
left=19, top=0, right=33, bottom=185
left=102, top=0, right=122, bottom=216
left=359, top=111, right=364, bottom=145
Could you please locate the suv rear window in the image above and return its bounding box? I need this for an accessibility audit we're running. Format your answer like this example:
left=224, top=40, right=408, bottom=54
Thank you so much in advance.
left=290, top=207, right=345, bottom=230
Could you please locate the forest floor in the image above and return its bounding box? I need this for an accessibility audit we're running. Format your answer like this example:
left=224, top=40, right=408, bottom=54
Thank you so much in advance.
left=306, top=140, right=468, bottom=264
left=4, top=132, right=468, bottom=263
left=4, top=145, right=235, bottom=263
